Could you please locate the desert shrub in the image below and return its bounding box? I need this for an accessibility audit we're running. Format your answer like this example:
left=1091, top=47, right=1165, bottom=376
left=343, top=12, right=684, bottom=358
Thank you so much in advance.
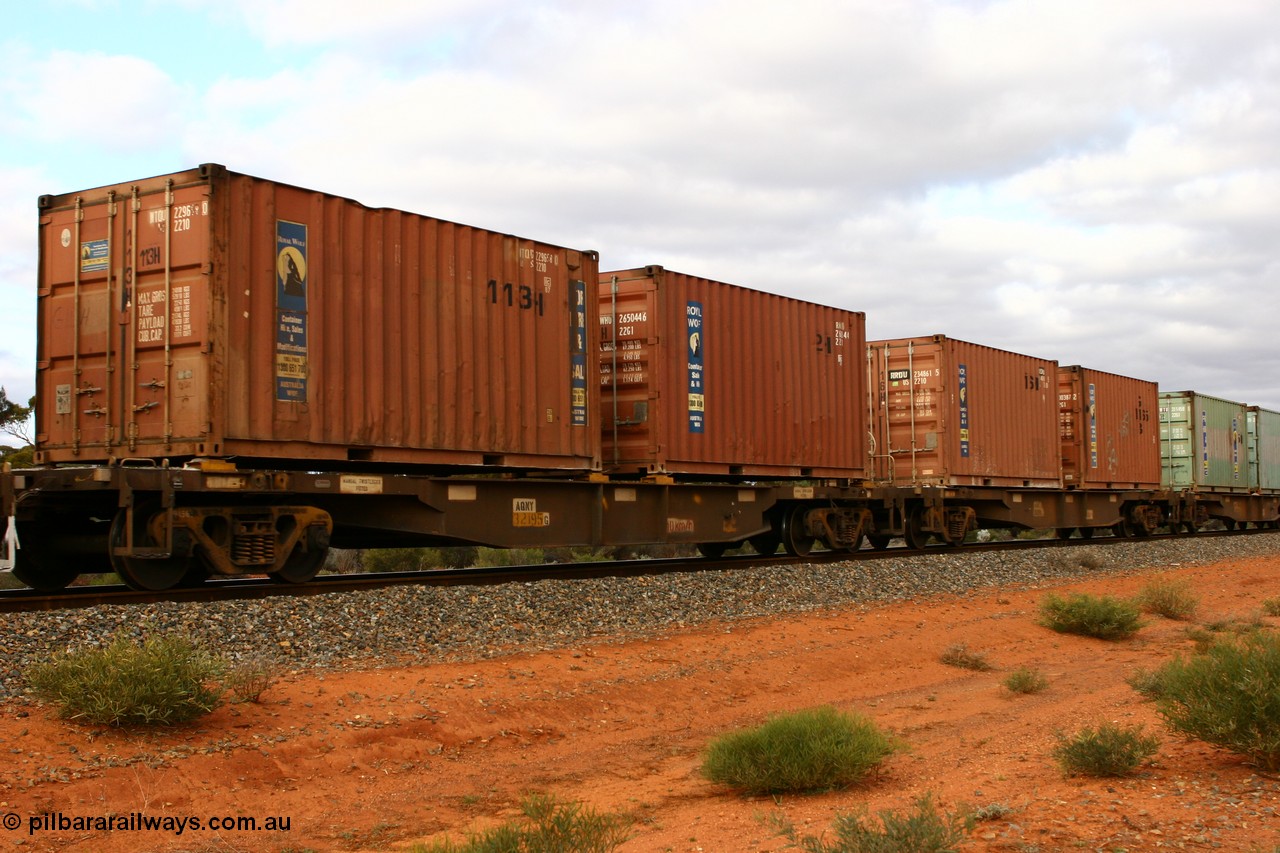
left=1186, top=614, right=1268, bottom=652
left=473, top=547, right=548, bottom=568
left=1037, top=592, right=1144, bottom=640
left=970, top=802, right=1013, bottom=822
left=361, top=548, right=431, bottom=572
left=1125, top=667, right=1167, bottom=700
left=1051, top=723, right=1159, bottom=777
left=1002, top=667, right=1049, bottom=695
left=25, top=634, right=224, bottom=726
left=1262, top=598, right=1280, bottom=617
left=413, top=793, right=630, bottom=853
left=1154, top=630, right=1280, bottom=770
left=223, top=654, right=282, bottom=703
left=1136, top=576, right=1199, bottom=620
left=771, top=792, right=973, bottom=853
left=701, top=706, right=900, bottom=794
left=939, top=643, right=993, bottom=672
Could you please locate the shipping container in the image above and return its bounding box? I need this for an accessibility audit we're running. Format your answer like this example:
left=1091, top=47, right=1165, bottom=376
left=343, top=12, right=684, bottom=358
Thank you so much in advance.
left=1159, top=391, right=1248, bottom=491
left=868, top=336, right=1060, bottom=487
left=35, top=164, right=600, bottom=470
left=598, top=266, right=867, bottom=477
left=1247, top=406, right=1280, bottom=493
left=1058, top=365, right=1160, bottom=489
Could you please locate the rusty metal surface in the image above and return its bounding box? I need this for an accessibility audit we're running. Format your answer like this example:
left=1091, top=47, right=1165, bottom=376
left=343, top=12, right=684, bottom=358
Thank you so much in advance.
left=1058, top=365, right=1160, bottom=489
left=868, top=335, right=1061, bottom=487
left=36, top=164, right=600, bottom=471
left=598, top=265, right=867, bottom=478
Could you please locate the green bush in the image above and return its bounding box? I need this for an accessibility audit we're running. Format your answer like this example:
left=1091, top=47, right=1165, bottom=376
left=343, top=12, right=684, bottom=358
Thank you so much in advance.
left=701, top=706, right=900, bottom=794
left=939, top=643, right=993, bottom=672
left=25, top=634, right=224, bottom=726
left=1262, top=598, right=1280, bottom=617
left=360, top=548, right=431, bottom=572
left=1125, top=666, right=1166, bottom=700
left=771, top=792, right=973, bottom=853
left=1154, top=630, right=1280, bottom=770
left=473, top=547, right=549, bottom=568
left=1136, top=576, right=1199, bottom=620
left=412, top=793, right=630, bottom=853
left=1051, top=723, right=1159, bottom=777
left=1037, top=592, right=1144, bottom=640
left=1002, top=667, right=1048, bottom=695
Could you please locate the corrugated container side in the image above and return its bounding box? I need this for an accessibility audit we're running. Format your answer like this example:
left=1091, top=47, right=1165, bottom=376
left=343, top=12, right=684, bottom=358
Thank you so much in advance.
left=35, top=164, right=600, bottom=470
left=868, top=335, right=1061, bottom=487
left=1159, top=391, right=1248, bottom=491
left=1058, top=366, right=1160, bottom=489
left=598, top=266, right=867, bottom=478
left=1248, top=407, right=1280, bottom=493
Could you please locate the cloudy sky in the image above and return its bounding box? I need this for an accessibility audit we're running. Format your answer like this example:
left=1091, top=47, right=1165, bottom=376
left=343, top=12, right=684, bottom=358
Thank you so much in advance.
left=2, top=0, right=1278, bottom=413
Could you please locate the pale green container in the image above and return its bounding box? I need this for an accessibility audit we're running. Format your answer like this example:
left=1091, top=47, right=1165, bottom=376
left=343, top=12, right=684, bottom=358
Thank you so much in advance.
left=1159, top=391, right=1248, bottom=491
left=1248, top=407, right=1280, bottom=493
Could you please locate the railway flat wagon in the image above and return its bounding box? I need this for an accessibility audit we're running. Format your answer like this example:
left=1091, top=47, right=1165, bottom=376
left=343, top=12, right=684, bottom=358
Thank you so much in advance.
left=598, top=266, right=867, bottom=478
left=35, top=164, right=600, bottom=471
left=1057, top=365, right=1159, bottom=490
left=867, top=336, right=1060, bottom=488
left=1159, top=391, right=1248, bottom=493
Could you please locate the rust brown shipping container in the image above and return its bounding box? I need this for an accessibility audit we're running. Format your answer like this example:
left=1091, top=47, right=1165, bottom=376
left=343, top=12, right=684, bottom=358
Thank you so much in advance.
left=35, top=164, right=600, bottom=470
left=1058, top=365, right=1160, bottom=489
left=867, top=335, right=1060, bottom=487
left=599, top=266, right=867, bottom=478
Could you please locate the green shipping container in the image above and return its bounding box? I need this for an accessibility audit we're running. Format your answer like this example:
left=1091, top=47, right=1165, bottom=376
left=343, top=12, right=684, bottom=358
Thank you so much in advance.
left=1159, top=391, right=1248, bottom=491
left=1248, top=407, right=1280, bottom=493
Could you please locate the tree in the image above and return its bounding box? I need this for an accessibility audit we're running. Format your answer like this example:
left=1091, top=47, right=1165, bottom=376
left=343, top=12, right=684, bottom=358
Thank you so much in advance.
left=0, top=387, right=33, bottom=447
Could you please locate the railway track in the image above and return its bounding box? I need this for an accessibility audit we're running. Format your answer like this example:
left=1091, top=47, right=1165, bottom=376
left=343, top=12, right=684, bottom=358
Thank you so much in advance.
left=0, top=528, right=1256, bottom=614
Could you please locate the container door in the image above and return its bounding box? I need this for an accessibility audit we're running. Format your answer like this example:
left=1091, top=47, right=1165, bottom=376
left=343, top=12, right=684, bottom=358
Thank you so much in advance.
left=869, top=339, right=946, bottom=485
left=37, top=173, right=213, bottom=460
left=599, top=273, right=659, bottom=469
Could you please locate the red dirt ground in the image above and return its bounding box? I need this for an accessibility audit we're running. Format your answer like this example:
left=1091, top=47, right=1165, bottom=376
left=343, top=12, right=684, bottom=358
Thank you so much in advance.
left=3, top=552, right=1280, bottom=852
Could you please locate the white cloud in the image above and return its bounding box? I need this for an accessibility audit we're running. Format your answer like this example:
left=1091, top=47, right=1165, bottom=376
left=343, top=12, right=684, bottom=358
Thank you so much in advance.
left=1, top=0, right=1279, bottom=410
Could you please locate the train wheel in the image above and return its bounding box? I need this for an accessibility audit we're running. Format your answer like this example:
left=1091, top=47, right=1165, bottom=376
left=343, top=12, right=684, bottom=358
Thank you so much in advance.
left=1079, top=527, right=1095, bottom=539
left=1222, top=519, right=1237, bottom=531
left=1054, top=528, right=1076, bottom=540
left=108, top=506, right=197, bottom=592
left=903, top=509, right=928, bottom=550
left=748, top=531, right=781, bottom=556
left=781, top=507, right=815, bottom=557
left=867, top=534, right=893, bottom=550
left=269, top=528, right=330, bottom=584
left=696, top=542, right=729, bottom=558
left=1113, top=518, right=1139, bottom=538
left=10, top=542, right=81, bottom=592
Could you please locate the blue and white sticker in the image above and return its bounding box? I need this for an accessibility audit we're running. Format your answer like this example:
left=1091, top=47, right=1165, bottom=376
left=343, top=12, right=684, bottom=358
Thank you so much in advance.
left=275, top=220, right=309, bottom=402
left=570, top=280, right=588, bottom=426
left=687, top=301, right=704, bottom=433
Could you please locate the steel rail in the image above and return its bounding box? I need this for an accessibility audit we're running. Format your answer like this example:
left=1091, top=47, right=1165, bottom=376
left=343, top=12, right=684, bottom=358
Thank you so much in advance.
left=0, top=528, right=1268, bottom=615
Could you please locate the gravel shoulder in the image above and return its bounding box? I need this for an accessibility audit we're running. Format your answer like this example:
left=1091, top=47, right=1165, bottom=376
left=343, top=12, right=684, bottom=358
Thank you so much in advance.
left=2, top=534, right=1280, bottom=852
